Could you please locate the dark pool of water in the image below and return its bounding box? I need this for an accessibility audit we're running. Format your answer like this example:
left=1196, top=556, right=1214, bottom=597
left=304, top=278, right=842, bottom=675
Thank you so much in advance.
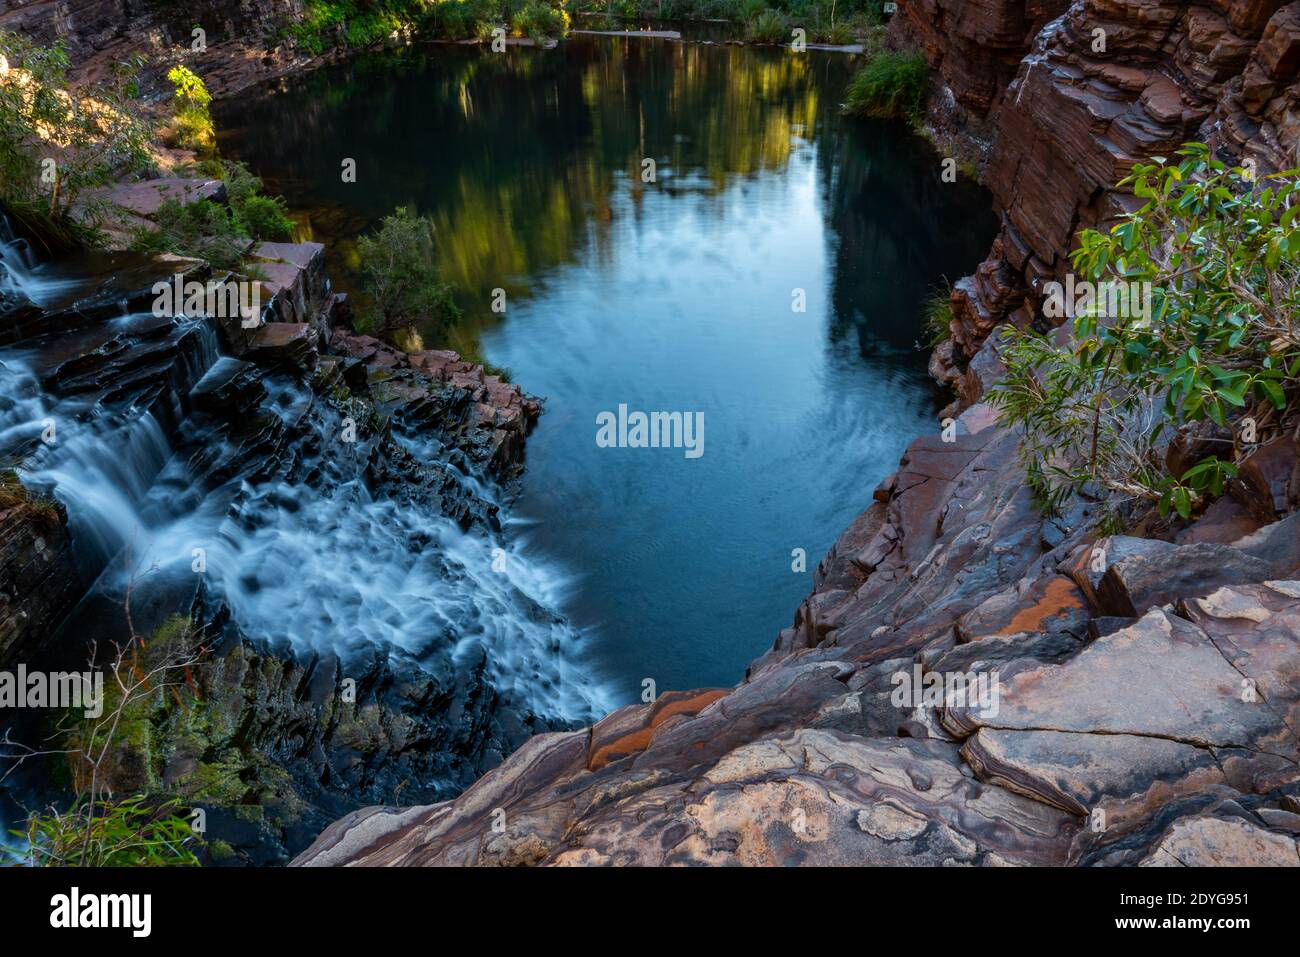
left=217, top=36, right=996, bottom=704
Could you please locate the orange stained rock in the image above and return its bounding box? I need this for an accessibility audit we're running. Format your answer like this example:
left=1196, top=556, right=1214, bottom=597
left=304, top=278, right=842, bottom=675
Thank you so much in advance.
left=587, top=688, right=729, bottom=771
left=998, top=577, right=1086, bottom=636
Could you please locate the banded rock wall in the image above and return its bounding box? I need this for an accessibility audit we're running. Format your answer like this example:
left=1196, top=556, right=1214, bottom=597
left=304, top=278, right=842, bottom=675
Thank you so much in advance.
left=894, top=0, right=1300, bottom=397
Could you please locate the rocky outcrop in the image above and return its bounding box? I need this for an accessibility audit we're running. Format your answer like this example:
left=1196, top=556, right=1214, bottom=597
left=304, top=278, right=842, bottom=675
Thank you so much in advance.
left=327, top=330, right=541, bottom=481
left=895, top=0, right=1072, bottom=115
left=0, top=0, right=329, bottom=100
left=0, top=485, right=80, bottom=668
left=893, top=0, right=1300, bottom=393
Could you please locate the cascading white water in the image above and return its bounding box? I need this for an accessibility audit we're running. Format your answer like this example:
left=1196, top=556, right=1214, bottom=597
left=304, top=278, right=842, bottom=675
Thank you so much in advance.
left=0, top=225, right=78, bottom=308
left=0, top=315, right=611, bottom=722
left=129, top=464, right=605, bottom=719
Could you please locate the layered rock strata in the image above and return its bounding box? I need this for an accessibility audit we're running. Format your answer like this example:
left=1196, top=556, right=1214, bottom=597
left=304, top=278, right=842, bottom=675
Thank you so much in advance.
left=894, top=0, right=1300, bottom=396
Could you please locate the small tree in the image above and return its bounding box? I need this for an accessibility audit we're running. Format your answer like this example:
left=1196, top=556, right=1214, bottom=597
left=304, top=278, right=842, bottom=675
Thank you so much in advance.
left=356, top=206, right=460, bottom=335
left=990, top=143, right=1300, bottom=527
left=0, top=31, right=151, bottom=236
left=165, top=65, right=214, bottom=154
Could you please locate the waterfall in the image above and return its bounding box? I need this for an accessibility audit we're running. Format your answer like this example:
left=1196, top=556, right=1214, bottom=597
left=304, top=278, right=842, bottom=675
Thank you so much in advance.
left=0, top=215, right=78, bottom=308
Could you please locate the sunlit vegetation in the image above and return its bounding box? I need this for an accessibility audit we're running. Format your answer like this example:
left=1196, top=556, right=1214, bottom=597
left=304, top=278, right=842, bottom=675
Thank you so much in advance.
left=284, top=0, right=883, bottom=53
left=0, top=32, right=289, bottom=266
left=0, top=30, right=151, bottom=246
left=288, top=0, right=425, bottom=54
left=844, top=48, right=929, bottom=122
left=288, top=0, right=574, bottom=54
left=130, top=162, right=293, bottom=268
left=990, top=143, right=1300, bottom=529
left=575, top=0, right=883, bottom=44
left=511, top=1, right=572, bottom=40
left=164, top=64, right=214, bottom=154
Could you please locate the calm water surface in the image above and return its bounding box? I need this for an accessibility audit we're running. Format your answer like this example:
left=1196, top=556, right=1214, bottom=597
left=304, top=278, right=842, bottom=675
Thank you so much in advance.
left=218, top=36, right=996, bottom=704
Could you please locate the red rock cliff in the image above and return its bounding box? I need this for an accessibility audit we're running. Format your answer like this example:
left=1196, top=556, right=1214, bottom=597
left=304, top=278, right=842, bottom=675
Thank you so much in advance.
left=895, top=0, right=1300, bottom=399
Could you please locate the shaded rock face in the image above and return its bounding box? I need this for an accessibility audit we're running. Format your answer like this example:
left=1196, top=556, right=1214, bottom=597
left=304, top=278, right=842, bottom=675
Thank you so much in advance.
left=893, top=0, right=1300, bottom=389
left=296, top=400, right=1300, bottom=866
left=0, top=494, right=81, bottom=668
left=895, top=0, right=1072, bottom=115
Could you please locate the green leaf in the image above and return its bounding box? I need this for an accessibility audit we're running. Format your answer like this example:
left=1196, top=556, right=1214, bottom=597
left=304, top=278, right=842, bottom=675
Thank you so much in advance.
left=1259, top=379, right=1286, bottom=409
left=1217, top=385, right=1248, bottom=407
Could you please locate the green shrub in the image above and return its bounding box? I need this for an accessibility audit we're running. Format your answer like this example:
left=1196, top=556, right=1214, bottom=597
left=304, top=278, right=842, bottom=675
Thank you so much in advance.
left=288, top=0, right=352, bottom=54
left=356, top=207, right=461, bottom=335
left=747, top=10, right=787, bottom=43
left=238, top=194, right=294, bottom=241
left=824, top=22, right=855, bottom=45
left=844, top=49, right=929, bottom=122
left=129, top=197, right=249, bottom=271
left=923, top=289, right=953, bottom=346
left=511, top=0, right=570, bottom=39
left=199, top=158, right=293, bottom=239
left=990, top=143, right=1300, bottom=526
left=6, top=795, right=200, bottom=867
left=166, top=65, right=214, bottom=154
left=431, top=0, right=496, bottom=39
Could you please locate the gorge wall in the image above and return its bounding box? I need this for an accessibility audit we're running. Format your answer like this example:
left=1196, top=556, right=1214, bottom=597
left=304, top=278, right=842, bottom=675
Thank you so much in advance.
left=894, top=0, right=1300, bottom=403
left=0, top=0, right=329, bottom=97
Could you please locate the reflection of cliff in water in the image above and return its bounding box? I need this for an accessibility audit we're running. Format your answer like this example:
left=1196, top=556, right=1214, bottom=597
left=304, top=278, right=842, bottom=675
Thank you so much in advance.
left=217, top=39, right=849, bottom=347
left=819, top=118, right=998, bottom=358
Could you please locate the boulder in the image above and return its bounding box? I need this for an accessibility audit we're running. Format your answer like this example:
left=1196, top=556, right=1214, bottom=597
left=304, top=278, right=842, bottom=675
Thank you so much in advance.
left=239, top=322, right=319, bottom=371
left=1091, top=537, right=1273, bottom=617
left=1234, top=436, right=1300, bottom=521
left=1140, top=815, right=1300, bottom=866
